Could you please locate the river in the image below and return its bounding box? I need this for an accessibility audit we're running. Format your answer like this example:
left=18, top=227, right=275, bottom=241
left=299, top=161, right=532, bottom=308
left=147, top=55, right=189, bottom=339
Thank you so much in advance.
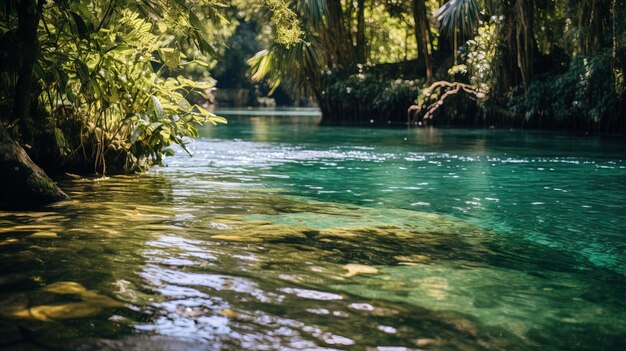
left=1, top=110, right=625, bottom=350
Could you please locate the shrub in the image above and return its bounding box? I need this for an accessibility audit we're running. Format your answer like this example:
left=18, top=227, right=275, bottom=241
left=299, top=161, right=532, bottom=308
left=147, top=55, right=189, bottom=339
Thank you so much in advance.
left=511, top=53, right=623, bottom=130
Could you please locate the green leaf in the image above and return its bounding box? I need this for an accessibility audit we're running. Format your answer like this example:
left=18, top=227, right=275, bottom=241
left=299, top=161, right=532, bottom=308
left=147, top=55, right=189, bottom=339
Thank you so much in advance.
left=163, top=148, right=175, bottom=156
left=70, top=12, right=90, bottom=40
left=151, top=96, right=164, bottom=119
left=195, top=105, right=227, bottom=125
left=66, top=89, right=77, bottom=104
left=188, top=12, right=204, bottom=30
left=74, top=59, right=91, bottom=90
left=176, top=98, right=191, bottom=111
left=54, top=128, right=67, bottom=149
left=51, top=67, right=69, bottom=93
left=159, top=48, right=181, bottom=70
left=177, top=75, right=212, bottom=89
left=197, top=36, right=219, bottom=59
left=33, top=63, right=47, bottom=82
left=131, top=125, right=145, bottom=144
left=159, top=128, right=171, bottom=140
left=149, top=122, right=163, bottom=132
left=192, top=59, right=211, bottom=67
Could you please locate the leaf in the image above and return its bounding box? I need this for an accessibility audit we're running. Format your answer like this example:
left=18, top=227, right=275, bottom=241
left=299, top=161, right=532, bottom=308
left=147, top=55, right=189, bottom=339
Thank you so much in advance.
left=148, top=122, right=163, bottom=132
left=33, top=62, right=48, bottom=82
left=159, top=127, right=171, bottom=140
left=192, top=59, right=211, bottom=67
left=151, top=96, right=164, bottom=119
left=159, top=48, right=181, bottom=70
left=196, top=36, right=219, bottom=59
left=54, top=128, right=67, bottom=149
left=70, top=12, right=90, bottom=40
left=195, top=105, right=227, bottom=125
left=176, top=98, right=191, bottom=111
left=74, top=59, right=91, bottom=90
left=188, top=12, right=203, bottom=29
left=103, top=44, right=131, bottom=55
left=131, top=125, right=144, bottom=144
left=176, top=75, right=212, bottom=89
left=53, top=69, right=69, bottom=93
left=110, top=86, right=119, bottom=103
left=209, top=115, right=227, bottom=125
left=66, top=89, right=78, bottom=104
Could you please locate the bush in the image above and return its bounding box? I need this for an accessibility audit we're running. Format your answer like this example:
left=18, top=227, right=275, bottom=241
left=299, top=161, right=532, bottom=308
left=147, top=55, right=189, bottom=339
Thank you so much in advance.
left=320, top=65, right=422, bottom=125
left=511, top=53, right=624, bottom=131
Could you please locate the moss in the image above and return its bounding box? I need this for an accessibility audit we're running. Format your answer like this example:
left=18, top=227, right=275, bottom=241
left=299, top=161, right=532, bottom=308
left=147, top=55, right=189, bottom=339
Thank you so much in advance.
left=1, top=126, right=68, bottom=208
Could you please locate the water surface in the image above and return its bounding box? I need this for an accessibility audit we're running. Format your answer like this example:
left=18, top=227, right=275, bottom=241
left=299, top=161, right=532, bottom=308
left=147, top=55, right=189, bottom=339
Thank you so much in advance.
left=1, top=112, right=625, bottom=350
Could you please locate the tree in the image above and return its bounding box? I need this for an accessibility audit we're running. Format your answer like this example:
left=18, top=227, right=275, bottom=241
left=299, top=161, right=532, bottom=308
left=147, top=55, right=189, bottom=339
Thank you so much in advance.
left=356, top=0, right=367, bottom=63
left=413, top=0, right=433, bottom=80
left=10, top=0, right=45, bottom=144
left=0, top=0, right=230, bottom=205
left=496, top=0, right=535, bottom=90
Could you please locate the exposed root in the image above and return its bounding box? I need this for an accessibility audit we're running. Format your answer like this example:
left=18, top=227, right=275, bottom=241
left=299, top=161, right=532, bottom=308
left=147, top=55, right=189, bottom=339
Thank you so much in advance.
left=408, top=81, right=484, bottom=125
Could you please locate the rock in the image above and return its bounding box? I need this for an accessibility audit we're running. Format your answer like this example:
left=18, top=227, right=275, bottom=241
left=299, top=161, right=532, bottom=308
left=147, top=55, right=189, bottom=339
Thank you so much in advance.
left=0, top=125, right=68, bottom=208
left=342, top=263, right=379, bottom=277
left=5, top=281, right=124, bottom=322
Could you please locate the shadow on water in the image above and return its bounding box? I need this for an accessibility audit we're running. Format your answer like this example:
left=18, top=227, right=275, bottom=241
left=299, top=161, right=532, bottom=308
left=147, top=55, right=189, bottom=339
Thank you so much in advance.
left=1, top=114, right=626, bottom=350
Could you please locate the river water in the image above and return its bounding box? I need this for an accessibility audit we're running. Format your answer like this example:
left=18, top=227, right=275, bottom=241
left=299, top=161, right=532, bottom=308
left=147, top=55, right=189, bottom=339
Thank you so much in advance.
left=1, top=112, right=626, bottom=350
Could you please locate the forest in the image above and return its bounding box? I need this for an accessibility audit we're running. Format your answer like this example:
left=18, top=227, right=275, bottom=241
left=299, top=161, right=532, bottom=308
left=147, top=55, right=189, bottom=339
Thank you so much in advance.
left=1, top=1, right=625, bottom=204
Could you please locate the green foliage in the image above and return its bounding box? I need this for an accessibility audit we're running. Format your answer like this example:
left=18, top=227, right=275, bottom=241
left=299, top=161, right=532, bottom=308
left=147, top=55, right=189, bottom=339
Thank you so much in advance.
left=264, top=0, right=303, bottom=46
left=248, top=39, right=321, bottom=97
left=464, top=19, right=498, bottom=95
left=511, top=54, right=622, bottom=126
left=322, top=67, right=423, bottom=124
left=33, top=1, right=227, bottom=174
left=366, top=1, right=419, bottom=64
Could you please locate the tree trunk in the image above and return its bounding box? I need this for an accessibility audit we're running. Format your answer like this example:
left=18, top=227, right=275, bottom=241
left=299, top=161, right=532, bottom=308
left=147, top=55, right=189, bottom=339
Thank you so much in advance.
left=0, top=0, right=69, bottom=208
left=496, top=0, right=534, bottom=92
left=356, top=0, right=366, bottom=63
left=324, top=0, right=354, bottom=68
left=11, top=0, right=43, bottom=144
left=577, top=0, right=610, bottom=55
left=413, top=0, right=432, bottom=81
left=0, top=125, right=68, bottom=209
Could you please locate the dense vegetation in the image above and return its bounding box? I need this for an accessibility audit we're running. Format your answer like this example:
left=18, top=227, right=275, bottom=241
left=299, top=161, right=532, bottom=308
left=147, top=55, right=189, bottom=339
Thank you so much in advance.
left=1, top=0, right=230, bottom=177
left=249, top=0, right=625, bottom=130
left=1, top=0, right=625, bottom=206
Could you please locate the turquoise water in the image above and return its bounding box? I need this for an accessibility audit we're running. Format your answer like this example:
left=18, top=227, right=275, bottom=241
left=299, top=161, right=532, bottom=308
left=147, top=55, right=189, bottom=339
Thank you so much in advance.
left=1, top=113, right=625, bottom=350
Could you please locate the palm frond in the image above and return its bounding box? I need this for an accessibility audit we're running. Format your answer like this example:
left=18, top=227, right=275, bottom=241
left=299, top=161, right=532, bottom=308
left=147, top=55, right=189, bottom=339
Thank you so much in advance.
left=248, top=38, right=322, bottom=97
left=435, top=0, right=480, bottom=38
left=300, top=0, right=326, bottom=26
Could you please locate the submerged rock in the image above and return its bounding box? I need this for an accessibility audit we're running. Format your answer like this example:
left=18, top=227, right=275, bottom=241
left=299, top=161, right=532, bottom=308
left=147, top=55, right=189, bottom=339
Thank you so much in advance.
left=11, top=302, right=110, bottom=322
left=202, top=195, right=496, bottom=271
left=2, top=281, right=123, bottom=322
left=343, top=263, right=379, bottom=277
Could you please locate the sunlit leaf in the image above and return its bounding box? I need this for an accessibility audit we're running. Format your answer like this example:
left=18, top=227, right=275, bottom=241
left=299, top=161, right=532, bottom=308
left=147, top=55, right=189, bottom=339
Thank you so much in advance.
left=151, top=96, right=164, bottom=118
left=159, top=48, right=181, bottom=70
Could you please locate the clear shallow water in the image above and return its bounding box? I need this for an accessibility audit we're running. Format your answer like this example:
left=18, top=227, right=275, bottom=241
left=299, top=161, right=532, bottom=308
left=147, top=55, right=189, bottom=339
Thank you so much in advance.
left=1, top=113, right=626, bottom=350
